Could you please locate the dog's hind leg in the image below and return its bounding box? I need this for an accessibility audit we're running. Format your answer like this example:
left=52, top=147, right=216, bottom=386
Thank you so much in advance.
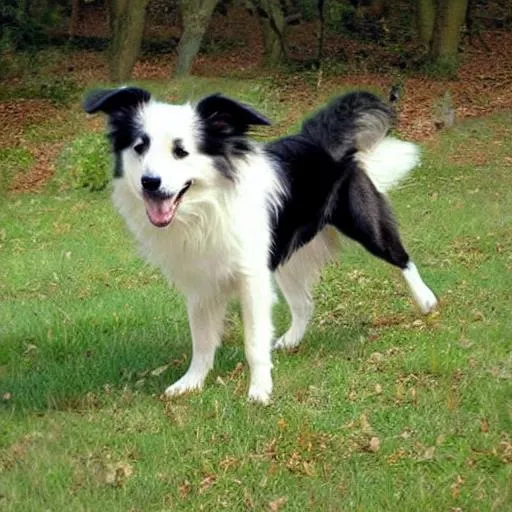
left=165, top=295, right=227, bottom=397
left=330, top=168, right=437, bottom=314
left=274, top=269, right=314, bottom=350
left=274, top=228, right=339, bottom=350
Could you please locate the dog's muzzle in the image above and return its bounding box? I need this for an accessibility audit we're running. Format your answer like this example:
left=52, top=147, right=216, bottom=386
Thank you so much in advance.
left=142, top=179, right=193, bottom=228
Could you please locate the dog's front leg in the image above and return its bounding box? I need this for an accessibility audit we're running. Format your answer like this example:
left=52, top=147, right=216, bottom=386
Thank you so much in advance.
left=165, top=296, right=227, bottom=397
left=239, top=271, right=274, bottom=404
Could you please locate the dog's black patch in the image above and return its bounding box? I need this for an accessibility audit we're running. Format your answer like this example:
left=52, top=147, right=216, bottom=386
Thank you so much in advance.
left=196, top=94, right=270, bottom=181
left=266, top=136, right=345, bottom=268
left=113, top=153, right=124, bottom=178
left=196, top=93, right=270, bottom=136
left=83, top=87, right=151, bottom=116
left=84, top=87, right=152, bottom=178
left=267, top=92, right=409, bottom=271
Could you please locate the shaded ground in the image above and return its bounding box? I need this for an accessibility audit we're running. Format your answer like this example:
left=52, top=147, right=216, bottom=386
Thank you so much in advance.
left=1, top=5, right=512, bottom=193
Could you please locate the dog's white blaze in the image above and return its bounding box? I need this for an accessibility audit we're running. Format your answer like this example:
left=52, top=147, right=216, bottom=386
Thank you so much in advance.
left=112, top=102, right=285, bottom=401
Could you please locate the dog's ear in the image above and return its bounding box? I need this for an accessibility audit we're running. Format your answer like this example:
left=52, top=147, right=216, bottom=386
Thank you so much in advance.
left=83, top=87, right=151, bottom=115
left=196, top=94, right=271, bottom=136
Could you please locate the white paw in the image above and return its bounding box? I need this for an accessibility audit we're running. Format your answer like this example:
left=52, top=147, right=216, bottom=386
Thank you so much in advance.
left=273, top=332, right=301, bottom=351
left=248, top=384, right=272, bottom=405
left=415, top=286, right=438, bottom=315
left=164, top=373, right=204, bottom=397
left=402, top=263, right=438, bottom=315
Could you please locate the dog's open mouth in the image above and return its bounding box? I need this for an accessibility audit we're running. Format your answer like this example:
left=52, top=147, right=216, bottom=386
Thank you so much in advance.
left=143, top=180, right=192, bottom=228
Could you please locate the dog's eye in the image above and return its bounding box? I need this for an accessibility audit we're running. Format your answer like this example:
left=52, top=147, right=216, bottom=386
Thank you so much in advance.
left=133, top=142, right=146, bottom=155
left=173, top=140, right=189, bottom=159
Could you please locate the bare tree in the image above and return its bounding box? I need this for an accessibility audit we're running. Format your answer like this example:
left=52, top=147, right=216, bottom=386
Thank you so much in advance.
left=252, top=0, right=287, bottom=67
left=415, top=0, right=469, bottom=72
left=69, top=0, right=80, bottom=39
left=175, top=0, right=219, bottom=76
left=430, top=0, right=468, bottom=68
left=416, top=0, right=436, bottom=46
left=107, top=0, right=151, bottom=82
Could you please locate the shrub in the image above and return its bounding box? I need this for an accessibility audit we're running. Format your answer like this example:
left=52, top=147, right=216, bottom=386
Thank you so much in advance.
left=0, top=0, right=62, bottom=51
left=56, top=133, right=111, bottom=192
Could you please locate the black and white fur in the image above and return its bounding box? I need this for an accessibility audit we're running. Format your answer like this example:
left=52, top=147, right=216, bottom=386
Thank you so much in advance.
left=84, top=87, right=437, bottom=403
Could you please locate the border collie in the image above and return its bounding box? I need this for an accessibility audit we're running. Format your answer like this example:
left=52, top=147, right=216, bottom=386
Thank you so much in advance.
left=84, top=87, right=437, bottom=403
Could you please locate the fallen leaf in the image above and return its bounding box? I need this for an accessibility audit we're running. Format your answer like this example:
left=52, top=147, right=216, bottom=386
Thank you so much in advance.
left=150, top=364, right=170, bottom=377
left=369, top=352, right=384, bottom=364
left=480, top=418, right=489, bottom=433
left=179, top=479, right=192, bottom=499
left=269, top=496, right=287, bottom=511
left=199, top=473, right=216, bottom=493
left=368, top=437, right=380, bottom=452
left=277, top=418, right=287, bottom=430
left=450, top=475, right=464, bottom=498
left=104, top=462, right=134, bottom=487
left=472, top=310, right=484, bottom=322
left=422, top=446, right=436, bottom=460
left=360, top=413, right=373, bottom=435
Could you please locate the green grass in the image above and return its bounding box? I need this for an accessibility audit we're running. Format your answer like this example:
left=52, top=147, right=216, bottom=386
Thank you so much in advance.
left=1, top=81, right=512, bottom=511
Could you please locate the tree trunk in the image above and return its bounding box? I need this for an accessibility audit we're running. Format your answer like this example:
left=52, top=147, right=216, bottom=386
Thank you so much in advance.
left=416, top=0, right=436, bottom=46
left=252, top=0, right=286, bottom=67
left=175, top=0, right=219, bottom=77
left=430, top=0, right=468, bottom=69
left=107, top=0, right=150, bottom=83
left=69, top=0, right=80, bottom=39
left=316, top=0, right=325, bottom=66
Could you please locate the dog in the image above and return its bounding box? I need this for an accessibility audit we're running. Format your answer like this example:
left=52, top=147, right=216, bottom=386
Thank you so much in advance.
left=84, top=87, right=437, bottom=403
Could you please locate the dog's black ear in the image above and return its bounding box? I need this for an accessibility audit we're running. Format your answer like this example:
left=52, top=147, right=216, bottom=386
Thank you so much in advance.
left=83, top=87, right=151, bottom=115
left=196, top=94, right=271, bottom=136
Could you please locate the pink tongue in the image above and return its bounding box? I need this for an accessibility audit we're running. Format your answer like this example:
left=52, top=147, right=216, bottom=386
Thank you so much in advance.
left=144, top=197, right=177, bottom=227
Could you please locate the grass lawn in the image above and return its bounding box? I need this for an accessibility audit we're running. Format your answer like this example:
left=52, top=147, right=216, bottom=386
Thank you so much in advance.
left=1, top=79, right=512, bottom=511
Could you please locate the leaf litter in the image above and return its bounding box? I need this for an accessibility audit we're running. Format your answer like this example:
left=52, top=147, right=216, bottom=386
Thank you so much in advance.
left=3, top=8, right=512, bottom=194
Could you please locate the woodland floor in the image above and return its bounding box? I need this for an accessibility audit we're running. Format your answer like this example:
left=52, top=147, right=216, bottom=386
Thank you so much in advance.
left=1, top=6, right=512, bottom=194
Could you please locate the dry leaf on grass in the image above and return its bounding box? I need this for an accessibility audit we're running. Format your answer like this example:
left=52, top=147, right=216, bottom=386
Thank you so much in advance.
left=199, top=473, right=217, bottom=494
left=450, top=474, right=464, bottom=498
left=421, top=446, right=436, bottom=461
left=360, top=413, right=373, bottom=436
left=480, top=418, right=489, bottom=433
left=104, top=461, right=134, bottom=487
left=368, top=437, right=381, bottom=453
left=269, top=496, right=287, bottom=511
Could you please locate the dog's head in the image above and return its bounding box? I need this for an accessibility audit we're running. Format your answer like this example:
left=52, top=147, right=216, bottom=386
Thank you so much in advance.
left=84, top=87, right=270, bottom=228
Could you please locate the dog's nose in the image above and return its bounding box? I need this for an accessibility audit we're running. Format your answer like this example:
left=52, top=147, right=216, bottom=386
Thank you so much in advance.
left=141, top=175, right=161, bottom=192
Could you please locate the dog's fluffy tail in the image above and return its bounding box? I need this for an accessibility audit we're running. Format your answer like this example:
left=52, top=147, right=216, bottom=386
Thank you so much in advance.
left=356, top=137, right=420, bottom=193
left=301, top=91, right=420, bottom=193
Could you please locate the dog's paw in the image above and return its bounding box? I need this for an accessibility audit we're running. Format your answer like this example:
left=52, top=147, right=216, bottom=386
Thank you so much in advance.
left=164, top=373, right=204, bottom=397
left=273, top=332, right=301, bottom=351
left=248, top=385, right=272, bottom=405
left=416, top=287, right=438, bottom=315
